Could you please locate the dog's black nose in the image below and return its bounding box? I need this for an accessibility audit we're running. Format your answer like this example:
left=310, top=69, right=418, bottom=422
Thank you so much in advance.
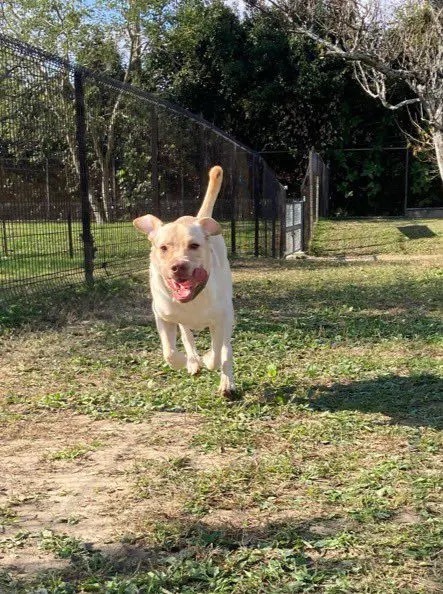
left=171, top=261, right=188, bottom=274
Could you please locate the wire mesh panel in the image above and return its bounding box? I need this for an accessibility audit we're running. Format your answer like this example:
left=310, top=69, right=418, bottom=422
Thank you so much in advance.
left=0, top=34, right=286, bottom=299
left=299, top=149, right=329, bottom=252
left=0, top=36, right=85, bottom=293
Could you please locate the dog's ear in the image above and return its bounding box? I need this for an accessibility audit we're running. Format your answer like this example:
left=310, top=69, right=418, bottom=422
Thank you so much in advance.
left=133, top=214, right=163, bottom=241
left=198, top=217, right=222, bottom=237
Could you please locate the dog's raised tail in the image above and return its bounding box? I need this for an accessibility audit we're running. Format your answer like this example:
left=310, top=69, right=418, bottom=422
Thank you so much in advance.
left=197, top=166, right=223, bottom=219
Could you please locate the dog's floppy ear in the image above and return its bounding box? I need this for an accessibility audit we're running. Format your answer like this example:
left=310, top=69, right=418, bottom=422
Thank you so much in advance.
left=133, top=214, right=163, bottom=241
left=198, top=217, right=222, bottom=236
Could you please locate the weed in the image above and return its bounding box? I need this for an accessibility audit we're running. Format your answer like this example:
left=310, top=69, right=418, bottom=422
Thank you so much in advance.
left=47, top=441, right=102, bottom=461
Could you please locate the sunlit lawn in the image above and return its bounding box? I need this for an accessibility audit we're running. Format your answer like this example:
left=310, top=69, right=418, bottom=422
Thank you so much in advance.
left=1, top=251, right=441, bottom=593
left=311, top=217, right=443, bottom=256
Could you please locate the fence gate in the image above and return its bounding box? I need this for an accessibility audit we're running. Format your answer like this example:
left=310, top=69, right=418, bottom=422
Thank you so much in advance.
left=285, top=200, right=303, bottom=255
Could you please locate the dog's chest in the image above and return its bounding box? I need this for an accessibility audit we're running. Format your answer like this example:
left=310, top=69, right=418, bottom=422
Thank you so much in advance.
left=155, top=291, right=222, bottom=330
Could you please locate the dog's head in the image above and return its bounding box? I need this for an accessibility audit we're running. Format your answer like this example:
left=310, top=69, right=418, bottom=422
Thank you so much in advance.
left=133, top=214, right=222, bottom=303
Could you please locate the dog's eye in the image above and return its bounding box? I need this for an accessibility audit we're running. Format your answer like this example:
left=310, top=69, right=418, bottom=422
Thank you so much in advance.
left=189, top=243, right=200, bottom=250
left=160, top=245, right=168, bottom=252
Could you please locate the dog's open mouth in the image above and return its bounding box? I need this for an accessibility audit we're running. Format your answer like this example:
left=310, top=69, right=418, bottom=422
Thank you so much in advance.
left=166, top=267, right=209, bottom=303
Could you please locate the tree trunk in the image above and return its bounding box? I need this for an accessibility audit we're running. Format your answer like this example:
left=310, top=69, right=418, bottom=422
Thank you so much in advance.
left=89, top=191, right=106, bottom=224
left=66, top=131, right=107, bottom=224
left=432, top=129, right=443, bottom=186
left=101, top=164, right=111, bottom=222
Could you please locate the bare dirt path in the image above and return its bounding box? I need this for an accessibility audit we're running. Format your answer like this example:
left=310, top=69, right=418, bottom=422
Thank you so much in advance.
left=1, top=411, right=202, bottom=578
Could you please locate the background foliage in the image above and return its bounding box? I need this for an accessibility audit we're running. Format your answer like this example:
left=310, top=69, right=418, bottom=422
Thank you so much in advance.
left=1, top=0, right=442, bottom=215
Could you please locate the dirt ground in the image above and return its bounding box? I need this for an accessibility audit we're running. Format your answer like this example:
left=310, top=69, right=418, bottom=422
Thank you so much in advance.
left=1, top=412, right=204, bottom=578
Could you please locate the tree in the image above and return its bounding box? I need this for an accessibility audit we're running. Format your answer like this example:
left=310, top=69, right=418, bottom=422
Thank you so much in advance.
left=145, top=1, right=360, bottom=188
left=0, top=0, right=169, bottom=222
left=145, top=0, right=247, bottom=124
left=246, top=0, right=443, bottom=185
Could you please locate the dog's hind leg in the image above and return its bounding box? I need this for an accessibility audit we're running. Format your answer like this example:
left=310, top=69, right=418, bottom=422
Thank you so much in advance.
left=202, top=334, right=221, bottom=371
left=202, top=349, right=220, bottom=371
left=179, top=325, right=202, bottom=375
left=155, top=315, right=186, bottom=369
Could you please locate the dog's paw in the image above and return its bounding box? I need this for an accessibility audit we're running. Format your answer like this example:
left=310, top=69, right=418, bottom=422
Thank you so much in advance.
left=165, top=350, right=187, bottom=369
left=218, top=374, right=236, bottom=398
left=202, top=350, right=220, bottom=371
left=187, top=355, right=202, bottom=376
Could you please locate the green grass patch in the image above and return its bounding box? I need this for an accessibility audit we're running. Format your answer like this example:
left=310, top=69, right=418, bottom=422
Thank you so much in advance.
left=1, top=257, right=442, bottom=593
left=47, top=441, right=102, bottom=461
left=311, top=217, right=443, bottom=256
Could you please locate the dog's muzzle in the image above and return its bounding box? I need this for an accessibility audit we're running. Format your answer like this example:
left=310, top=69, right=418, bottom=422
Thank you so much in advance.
left=166, top=267, right=209, bottom=303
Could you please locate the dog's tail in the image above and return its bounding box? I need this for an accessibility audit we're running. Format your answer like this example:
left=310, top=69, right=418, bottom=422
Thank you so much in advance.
left=197, top=166, right=223, bottom=219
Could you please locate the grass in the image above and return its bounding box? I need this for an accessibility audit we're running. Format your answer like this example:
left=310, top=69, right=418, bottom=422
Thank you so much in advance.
left=47, top=441, right=102, bottom=461
left=0, top=224, right=442, bottom=592
left=311, top=217, right=443, bottom=256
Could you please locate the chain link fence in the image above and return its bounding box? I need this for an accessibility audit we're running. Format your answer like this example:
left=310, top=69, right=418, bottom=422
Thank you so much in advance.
left=0, top=34, right=286, bottom=298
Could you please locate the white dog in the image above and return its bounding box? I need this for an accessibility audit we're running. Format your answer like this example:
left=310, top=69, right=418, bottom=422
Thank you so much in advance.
left=133, top=166, right=235, bottom=396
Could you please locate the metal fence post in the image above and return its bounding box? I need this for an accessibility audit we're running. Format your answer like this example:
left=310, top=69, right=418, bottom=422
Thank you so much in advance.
left=2, top=220, right=8, bottom=256
left=199, top=124, right=209, bottom=199
left=279, top=185, right=286, bottom=258
left=230, top=145, right=237, bottom=256
left=151, top=107, right=160, bottom=217
left=308, top=148, right=315, bottom=250
left=403, top=147, right=409, bottom=215
left=67, top=209, right=74, bottom=259
left=74, top=69, right=94, bottom=287
left=253, top=155, right=260, bottom=257
left=271, top=174, right=277, bottom=258
left=322, top=161, right=330, bottom=217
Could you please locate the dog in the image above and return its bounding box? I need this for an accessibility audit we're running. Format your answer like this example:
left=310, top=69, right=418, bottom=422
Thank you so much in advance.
left=133, top=166, right=235, bottom=396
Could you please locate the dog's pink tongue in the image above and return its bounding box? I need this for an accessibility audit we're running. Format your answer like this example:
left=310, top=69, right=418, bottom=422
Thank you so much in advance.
left=193, top=267, right=208, bottom=283
left=171, top=268, right=208, bottom=301
left=175, top=280, right=193, bottom=300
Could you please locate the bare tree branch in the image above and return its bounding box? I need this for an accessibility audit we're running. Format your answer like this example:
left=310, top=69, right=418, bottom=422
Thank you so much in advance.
left=247, top=0, right=443, bottom=181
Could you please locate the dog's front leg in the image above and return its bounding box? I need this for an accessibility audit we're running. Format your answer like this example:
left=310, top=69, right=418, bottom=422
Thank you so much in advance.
left=211, top=318, right=235, bottom=397
left=179, top=325, right=202, bottom=376
left=155, top=315, right=186, bottom=369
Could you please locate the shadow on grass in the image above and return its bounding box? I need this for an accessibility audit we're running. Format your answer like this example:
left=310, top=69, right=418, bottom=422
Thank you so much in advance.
left=3, top=510, right=440, bottom=592
left=263, top=373, right=443, bottom=430
left=0, top=275, right=149, bottom=332
left=0, top=514, right=383, bottom=592
left=397, top=225, right=437, bottom=240
left=2, top=258, right=440, bottom=331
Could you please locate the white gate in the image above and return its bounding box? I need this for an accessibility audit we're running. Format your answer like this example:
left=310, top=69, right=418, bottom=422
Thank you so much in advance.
left=285, top=200, right=303, bottom=255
